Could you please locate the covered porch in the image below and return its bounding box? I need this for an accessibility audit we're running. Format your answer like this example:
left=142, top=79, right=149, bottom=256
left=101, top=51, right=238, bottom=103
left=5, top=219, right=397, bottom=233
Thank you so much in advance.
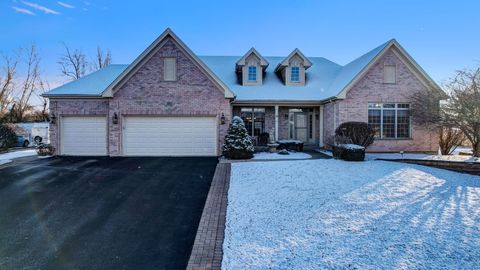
left=232, top=103, right=325, bottom=150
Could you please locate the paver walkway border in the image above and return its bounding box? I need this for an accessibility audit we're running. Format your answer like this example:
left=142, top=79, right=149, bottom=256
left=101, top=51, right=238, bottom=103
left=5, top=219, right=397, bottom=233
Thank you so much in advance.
left=187, top=162, right=231, bottom=270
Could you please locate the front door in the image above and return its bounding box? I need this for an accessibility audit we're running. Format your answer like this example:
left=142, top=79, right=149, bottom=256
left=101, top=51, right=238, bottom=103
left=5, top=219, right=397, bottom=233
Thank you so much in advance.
left=294, top=112, right=308, bottom=142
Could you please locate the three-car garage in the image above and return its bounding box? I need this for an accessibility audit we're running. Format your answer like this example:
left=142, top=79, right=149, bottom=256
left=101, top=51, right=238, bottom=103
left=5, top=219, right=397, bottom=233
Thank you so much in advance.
left=59, top=116, right=218, bottom=157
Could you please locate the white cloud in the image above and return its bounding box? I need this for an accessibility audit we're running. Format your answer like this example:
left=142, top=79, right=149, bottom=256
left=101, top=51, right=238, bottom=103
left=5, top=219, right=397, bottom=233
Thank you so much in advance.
left=57, top=1, right=75, bottom=9
left=12, top=6, right=36, bottom=15
left=21, top=1, right=60, bottom=15
left=83, top=1, right=90, bottom=6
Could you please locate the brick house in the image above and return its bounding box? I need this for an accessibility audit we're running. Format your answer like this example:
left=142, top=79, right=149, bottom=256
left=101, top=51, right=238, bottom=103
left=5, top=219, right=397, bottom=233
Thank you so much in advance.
left=43, top=28, right=443, bottom=156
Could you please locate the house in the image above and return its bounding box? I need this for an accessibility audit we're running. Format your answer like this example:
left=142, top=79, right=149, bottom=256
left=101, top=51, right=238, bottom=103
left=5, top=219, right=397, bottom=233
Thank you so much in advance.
left=43, top=28, right=443, bottom=156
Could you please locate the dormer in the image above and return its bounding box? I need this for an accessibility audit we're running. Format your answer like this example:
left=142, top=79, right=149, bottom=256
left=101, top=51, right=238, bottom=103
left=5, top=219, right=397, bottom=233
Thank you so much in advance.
left=275, top=48, right=312, bottom=86
left=236, top=48, right=269, bottom=86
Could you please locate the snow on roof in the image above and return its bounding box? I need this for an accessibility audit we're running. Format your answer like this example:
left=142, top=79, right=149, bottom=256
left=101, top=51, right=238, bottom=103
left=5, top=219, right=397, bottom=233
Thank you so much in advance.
left=44, top=41, right=391, bottom=101
left=200, top=56, right=342, bottom=101
left=43, top=64, right=128, bottom=97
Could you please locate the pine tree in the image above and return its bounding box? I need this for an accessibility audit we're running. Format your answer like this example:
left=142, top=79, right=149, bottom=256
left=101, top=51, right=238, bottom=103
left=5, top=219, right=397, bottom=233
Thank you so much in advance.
left=222, top=116, right=254, bottom=159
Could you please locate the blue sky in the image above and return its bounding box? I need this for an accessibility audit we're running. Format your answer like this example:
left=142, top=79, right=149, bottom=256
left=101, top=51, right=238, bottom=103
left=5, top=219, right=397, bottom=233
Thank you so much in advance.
left=1, top=0, right=479, bottom=89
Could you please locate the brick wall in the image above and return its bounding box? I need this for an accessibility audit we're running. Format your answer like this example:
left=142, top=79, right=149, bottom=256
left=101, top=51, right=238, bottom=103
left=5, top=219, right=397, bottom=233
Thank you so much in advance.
left=326, top=48, right=439, bottom=152
left=49, top=99, right=109, bottom=155
left=50, top=37, right=231, bottom=156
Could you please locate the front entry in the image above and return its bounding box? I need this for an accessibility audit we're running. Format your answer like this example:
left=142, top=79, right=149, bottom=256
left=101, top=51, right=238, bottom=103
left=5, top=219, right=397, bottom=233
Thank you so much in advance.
left=289, top=108, right=315, bottom=143
left=293, top=112, right=308, bottom=141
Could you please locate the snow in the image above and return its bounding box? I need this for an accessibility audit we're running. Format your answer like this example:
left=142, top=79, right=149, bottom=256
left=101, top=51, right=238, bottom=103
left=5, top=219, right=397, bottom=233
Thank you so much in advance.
left=252, top=151, right=312, bottom=160
left=223, top=159, right=480, bottom=269
left=44, top=64, right=128, bottom=97
left=44, top=40, right=391, bottom=101
left=199, top=40, right=389, bottom=102
left=367, top=152, right=479, bottom=163
left=277, top=140, right=303, bottom=144
left=338, top=143, right=365, bottom=150
left=0, top=149, right=37, bottom=166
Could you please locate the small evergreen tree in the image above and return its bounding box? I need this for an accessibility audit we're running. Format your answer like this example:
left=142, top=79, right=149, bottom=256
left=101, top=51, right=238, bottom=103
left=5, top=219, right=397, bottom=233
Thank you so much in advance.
left=222, top=116, right=254, bottom=159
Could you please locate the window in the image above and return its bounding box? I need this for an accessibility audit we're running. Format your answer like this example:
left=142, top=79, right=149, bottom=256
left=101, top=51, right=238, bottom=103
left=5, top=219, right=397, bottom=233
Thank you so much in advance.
left=163, top=57, right=177, bottom=81
left=291, top=66, right=300, bottom=82
left=248, top=66, right=257, bottom=81
left=240, top=108, right=265, bottom=136
left=384, top=65, right=396, bottom=84
left=368, top=103, right=411, bottom=139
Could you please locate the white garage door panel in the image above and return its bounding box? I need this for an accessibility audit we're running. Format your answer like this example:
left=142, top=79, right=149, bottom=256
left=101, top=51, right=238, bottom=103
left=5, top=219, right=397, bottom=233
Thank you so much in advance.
left=123, top=117, right=217, bottom=156
left=61, top=116, right=107, bottom=156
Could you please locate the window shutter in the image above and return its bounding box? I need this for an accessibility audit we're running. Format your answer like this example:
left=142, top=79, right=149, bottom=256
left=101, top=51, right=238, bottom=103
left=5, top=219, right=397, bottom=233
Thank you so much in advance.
left=164, top=58, right=176, bottom=81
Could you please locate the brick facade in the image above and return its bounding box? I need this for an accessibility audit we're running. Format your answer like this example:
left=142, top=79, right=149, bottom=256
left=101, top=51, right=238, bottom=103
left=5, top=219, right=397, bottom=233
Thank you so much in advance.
left=49, top=42, right=438, bottom=155
left=323, top=48, right=438, bottom=152
left=50, top=37, right=232, bottom=156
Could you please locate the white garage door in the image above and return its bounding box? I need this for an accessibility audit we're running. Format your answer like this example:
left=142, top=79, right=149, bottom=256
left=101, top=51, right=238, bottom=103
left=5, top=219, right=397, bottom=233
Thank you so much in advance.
left=61, top=116, right=107, bottom=156
left=123, top=116, right=217, bottom=156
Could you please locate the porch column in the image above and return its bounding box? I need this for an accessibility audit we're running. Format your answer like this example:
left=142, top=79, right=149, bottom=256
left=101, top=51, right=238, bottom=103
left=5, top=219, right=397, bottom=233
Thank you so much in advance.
left=319, top=105, right=324, bottom=147
left=274, top=105, right=279, bottom=141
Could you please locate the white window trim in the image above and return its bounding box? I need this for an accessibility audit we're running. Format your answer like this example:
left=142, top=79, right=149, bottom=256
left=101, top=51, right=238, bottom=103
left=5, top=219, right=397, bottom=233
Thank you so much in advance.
left=368, top=103, right=411, bottom=139
left=163, top=57, right=177, bottom=81
left=290, top=66, right=300, bottom=82
left=247, top=65, right=257, bottom=82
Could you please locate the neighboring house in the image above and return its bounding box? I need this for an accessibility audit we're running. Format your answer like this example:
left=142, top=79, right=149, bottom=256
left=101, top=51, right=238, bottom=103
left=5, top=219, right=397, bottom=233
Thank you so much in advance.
left=43, top=28, right=443, bottom=156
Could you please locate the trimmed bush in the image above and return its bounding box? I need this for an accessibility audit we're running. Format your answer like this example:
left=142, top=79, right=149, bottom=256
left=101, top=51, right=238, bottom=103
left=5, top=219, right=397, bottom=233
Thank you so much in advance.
left=335, top=122, right=375, bottom=148
left=0, top=124, right=17, bottom=152
left=36, top=144, right=55, bottom=156
left=333, top=144, right=366, bottom=161
left=222, top=116, right=254, bottom=159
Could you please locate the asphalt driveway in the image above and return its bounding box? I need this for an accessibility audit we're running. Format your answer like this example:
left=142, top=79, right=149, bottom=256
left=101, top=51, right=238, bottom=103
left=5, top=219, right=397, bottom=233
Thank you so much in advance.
left=0, top=156, right=218, bottom=270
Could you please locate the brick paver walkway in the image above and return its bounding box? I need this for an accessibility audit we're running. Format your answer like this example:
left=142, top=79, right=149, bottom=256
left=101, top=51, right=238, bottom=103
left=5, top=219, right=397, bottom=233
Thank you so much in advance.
left=187, top=163, right=231, bottom=270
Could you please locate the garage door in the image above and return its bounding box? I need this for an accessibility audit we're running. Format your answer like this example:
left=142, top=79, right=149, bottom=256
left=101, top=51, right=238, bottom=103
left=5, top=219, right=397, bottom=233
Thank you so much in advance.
left=61, top=116, right=107, bottom=156
left=123, top=116, right=217, bottom=156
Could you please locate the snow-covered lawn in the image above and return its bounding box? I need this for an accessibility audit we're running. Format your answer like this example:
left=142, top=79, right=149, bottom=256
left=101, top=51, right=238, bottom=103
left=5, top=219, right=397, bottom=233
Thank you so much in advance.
left=0, top=149, right=37, bottom=166
left=223, top=159, right=480, bottom=269
left=252, top=151, right=312, bottom=160
left=367, top=152, right=479, bottom=163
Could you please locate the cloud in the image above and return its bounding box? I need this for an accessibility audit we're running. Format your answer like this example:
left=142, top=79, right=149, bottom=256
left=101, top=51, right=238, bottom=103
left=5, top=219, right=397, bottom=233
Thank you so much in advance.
left=21, top=1, right=60, bottom=15
left=57, top=1, right=75, bottom=9
left=12, top=6, right=36, bottom=15
left=83, top=1, right=91, bottom=5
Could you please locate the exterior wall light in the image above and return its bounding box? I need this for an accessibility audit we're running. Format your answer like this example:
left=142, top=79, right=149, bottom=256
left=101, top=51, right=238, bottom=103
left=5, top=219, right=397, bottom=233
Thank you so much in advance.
left=220, top=113, right=226, bottom=125
left=49, top=114, right=56, bottom=125
left=112, top=112, right=119, bottom=124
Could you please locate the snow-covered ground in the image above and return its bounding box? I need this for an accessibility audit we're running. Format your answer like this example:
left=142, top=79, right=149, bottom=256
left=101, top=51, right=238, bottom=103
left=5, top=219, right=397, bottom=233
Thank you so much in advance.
left=367, top=153, right=479, bottom=163
left=223, top=159, right=480, bottom=269
left=252, top=151, right=312, bottom=160
left=0, top=149, right=37, bottom=166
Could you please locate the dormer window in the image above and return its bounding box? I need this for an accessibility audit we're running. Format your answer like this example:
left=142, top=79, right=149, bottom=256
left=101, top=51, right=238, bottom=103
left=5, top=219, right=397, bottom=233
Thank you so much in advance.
left=248, top=65, right=257, bottom=81
left=236, top=48, right=269, bottom=86
left=275, top=48, right=312, bottom=86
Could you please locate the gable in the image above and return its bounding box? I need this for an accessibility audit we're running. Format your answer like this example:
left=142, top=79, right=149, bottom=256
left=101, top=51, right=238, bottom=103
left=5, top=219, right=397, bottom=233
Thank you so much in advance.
left=345, top=48, right=428, bottom=99
left=112, top=37, right=225, bottom=99
left=336, top=40, right=443, bottom=99
left=102, top=29, right=235, bottom=99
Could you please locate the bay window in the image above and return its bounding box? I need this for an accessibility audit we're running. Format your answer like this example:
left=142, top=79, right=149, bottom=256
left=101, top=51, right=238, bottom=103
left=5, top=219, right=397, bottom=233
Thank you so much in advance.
left=368, top=103, right=411, bottom=139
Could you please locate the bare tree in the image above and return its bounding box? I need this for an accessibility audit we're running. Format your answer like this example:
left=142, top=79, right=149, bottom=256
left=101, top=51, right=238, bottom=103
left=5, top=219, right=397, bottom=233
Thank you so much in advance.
left=0, top=54, right=18, bottom=121
left=438, top=127, right=464, bottom=155
left=12, top=45, right=41, bottom=123
left=92, top=46, right=112, bottom=71
left=58, top=43, right=87, bottom=80
left=443, top=67, right=480, bottom=157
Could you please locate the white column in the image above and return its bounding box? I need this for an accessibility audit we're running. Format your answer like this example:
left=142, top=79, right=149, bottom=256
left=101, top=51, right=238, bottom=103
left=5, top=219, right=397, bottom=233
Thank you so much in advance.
left=274, top=105, right=279, bottom=141
left=319, top=105, right=324, bottom=147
